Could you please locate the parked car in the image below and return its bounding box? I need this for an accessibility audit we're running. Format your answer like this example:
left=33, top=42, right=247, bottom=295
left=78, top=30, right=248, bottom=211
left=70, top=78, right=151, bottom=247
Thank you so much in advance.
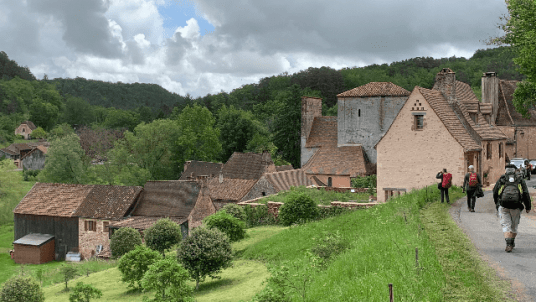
left=510, top=158, right=529, bottom=178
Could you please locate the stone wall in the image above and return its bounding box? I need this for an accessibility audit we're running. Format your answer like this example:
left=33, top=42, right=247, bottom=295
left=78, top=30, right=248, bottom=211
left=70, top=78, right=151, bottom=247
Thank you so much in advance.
left=22, top=150, right=45, bottom=170
left=240, top=176, right=277, bottom=202
left=481, top=139, right=508, bottom=185
left=78, top=218, right=111, bottom=260
left=376, top=88, right=466, bottom=202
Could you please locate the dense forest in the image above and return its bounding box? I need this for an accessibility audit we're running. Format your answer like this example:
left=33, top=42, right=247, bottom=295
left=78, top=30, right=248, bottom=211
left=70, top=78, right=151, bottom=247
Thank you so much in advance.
left=0, top=46, right=524, bottom=185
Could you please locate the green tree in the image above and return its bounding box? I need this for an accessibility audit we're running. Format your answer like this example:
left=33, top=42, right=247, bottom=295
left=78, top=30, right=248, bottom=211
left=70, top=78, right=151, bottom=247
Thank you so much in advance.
left=216, top=105, right=260, bottom=160
left=219, top=203, right=247, bottom=221
left=110, top=227, right=143, bottom=258
left=177, top=227, right=232, bottom=290
left=141, top=258, right=194, bottom=302
left=272, top=85, right=303, bottom=168
left=31, top=127, right=47, bottom=139
left=118, top=245, right=162, bottom=290
left=68, top=282, right=102, bottom=302
left=60, top=265, right=79, bottom=291
left=62, top=95, right=95, bottom=126
left=175, top=104, right=222, bottom=169
left=103, top=108, right=139, bottom=131
left=48, top=123, right=75, bottom=139
left=204, top=211, right=246, bottom=242
left=489, top=0, right=536, bottom=117
left=278, top=192, right=319, bottom=226
left=38, top=133, right=87, bottom=184
left=144, top=218, right=182, bottom=257
left=0, top=274, right=44, bottom=302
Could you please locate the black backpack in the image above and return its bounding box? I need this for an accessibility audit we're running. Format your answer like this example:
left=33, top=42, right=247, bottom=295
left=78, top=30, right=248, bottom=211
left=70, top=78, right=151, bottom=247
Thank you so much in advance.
left=499, top=175, right=523, bottom=208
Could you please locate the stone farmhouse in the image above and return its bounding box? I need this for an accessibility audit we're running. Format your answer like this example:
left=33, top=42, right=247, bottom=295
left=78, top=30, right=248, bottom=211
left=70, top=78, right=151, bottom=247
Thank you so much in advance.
left=0, top=142, right=48, bottom=169
left=14, top=121, right=36, bottom=140
left=179, top=160, right=223, bottom=180
left=13, top=183, right=143, bottom=263
left=376, top=69, right=508, bottom=202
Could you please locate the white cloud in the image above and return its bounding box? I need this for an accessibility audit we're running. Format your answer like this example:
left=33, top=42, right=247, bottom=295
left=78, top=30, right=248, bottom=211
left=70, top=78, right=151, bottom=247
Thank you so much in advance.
left=174, top=18, right=200, bottom=40
left=134, top=33, right=151, bottom=48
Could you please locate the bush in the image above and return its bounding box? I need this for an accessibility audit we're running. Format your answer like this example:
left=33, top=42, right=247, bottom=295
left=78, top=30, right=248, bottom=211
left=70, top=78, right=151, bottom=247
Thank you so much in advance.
left=141, top=258, right=194, bottom=302
left=278, top=193, right=319, bottom=226
left=310, top=231, right=349, bottom=264
left=60, top=265, right=78, bottom=291
left=351, top=175, right=377, bottom=195
left=318, top=206, right=352, bottom=220
left=177, top=227, right=233, bottom=290
left=110, top=227, right=143, bottom=258
left=0, top=274, right=45, bottom=302
left=204, top=211, right=246, bottom=242
left=23, top=169, right=40, bottom=181
left=244, top=205, right=277, bottom=227
left=118, top=245, right=162, bottom=290
left=68, top=282, right=102, bottom=302
left=144, top=218, right=182, bottom=256
left=219, top=203, right=247, bottom=221
left=31, top=127, right=47, bottom=139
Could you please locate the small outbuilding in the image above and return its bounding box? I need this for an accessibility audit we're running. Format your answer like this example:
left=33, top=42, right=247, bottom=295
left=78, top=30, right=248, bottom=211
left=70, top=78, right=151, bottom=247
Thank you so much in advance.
left=13, top=233, right=55, bottom=264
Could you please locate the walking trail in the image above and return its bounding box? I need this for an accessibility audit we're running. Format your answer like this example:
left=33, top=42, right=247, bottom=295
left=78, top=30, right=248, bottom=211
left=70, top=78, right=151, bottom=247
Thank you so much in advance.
left=450, top=177, right=536, bottom=302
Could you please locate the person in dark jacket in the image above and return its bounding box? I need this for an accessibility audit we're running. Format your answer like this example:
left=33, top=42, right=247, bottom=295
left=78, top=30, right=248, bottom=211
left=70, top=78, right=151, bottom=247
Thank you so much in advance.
left=462, top=165, right=481, bottom=212
left=493, top=164, right=532, bottom=252
left=436, top=168, right=450, bottom=203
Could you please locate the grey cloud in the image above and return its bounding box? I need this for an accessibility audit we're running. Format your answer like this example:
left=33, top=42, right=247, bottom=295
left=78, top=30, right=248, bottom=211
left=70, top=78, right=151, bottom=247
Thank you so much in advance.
left=0, top=2, right=41, bottom=60
left=27, top=0, right=123, bottom=58
left=124, top=40, right=146, bottom=65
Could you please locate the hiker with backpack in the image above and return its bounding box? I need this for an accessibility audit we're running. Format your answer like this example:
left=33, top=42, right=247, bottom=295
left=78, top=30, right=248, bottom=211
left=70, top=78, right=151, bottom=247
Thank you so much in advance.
left=436, top=168, right=452, bottom=203
left=462, top=165, right=481, bottom=212
left=493, top=164, right=532, bottom=253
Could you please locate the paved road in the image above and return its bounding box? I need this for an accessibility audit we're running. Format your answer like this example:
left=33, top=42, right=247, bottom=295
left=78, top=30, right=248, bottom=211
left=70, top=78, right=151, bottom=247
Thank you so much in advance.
left=450, top=177, right=536, bottom=302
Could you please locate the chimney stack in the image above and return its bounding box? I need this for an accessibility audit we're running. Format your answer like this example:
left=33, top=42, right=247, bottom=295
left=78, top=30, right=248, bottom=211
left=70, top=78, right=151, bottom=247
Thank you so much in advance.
left=433, top=68, right=456, bottom=104
left=219, top=169, right=223, bottom=184
left=482, top=72, right=499, bottom=124
left=301, top=96, right=322, bottom=167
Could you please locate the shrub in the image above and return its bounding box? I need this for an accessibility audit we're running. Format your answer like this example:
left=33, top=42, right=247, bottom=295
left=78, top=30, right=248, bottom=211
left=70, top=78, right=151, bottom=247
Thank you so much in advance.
left=110, top=227, right=143, bottom=258
left=318, top=206, right=352, bottom=220
left=219, top=203, right=247, bottom=221
left=144, top=218, right=182, bottom=256
left=23, top=169, right=40, bottom=181
left=310, top=231, right=349, bottom=264
left=0, top=274, right=45, bottom=302
left=60, top=265, right=78, bottom=291
left=68, top=282, right=102, bottom=302
left=244, top=205, right=277, bottom=227
left=141, top=258, right=194, bottom=302
left=204, top=211, right=246, bottom=242
left=118, top=245, right=162, bottom=290
left=31, top=127, right=47, bottom=139
left=351, top=175, right=377, bottom=195
left=177, top=227, right=233, bottom=290
left=278, top=193, right=319, bottom=226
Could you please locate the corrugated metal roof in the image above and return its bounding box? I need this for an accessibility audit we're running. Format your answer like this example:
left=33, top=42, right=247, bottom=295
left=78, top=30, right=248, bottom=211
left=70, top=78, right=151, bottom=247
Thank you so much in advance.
left=13, top=233, right=54, bottom=246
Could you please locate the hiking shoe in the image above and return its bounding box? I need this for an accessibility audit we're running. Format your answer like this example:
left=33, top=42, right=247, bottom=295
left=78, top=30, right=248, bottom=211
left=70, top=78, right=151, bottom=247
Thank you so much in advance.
left=470, top=209, right=475, bottom=212
left=505, top=245, right=513, bottom=252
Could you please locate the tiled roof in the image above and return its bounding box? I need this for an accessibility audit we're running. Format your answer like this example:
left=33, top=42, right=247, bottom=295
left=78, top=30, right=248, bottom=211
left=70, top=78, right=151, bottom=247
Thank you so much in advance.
left=75, top=185, right=143, bottom=219
left=480, top=103, right=492, bottom=115
left=14, top=183, right=142, bottom=219
left=222, top=152, right=276, bottom=180
left=303, top=145, right=368, bottom=177
left=208, top=178, right=258, bottom=202
left=179, top=160, right=222, bottom=180
left=337, top=82, right=410, bottom=98
left=132, top=180, right=200, bottom=218
left=265, top=169, right=313, bottom=192
left=453, top=101, right=506, bottom=141
left=22, top=121, right=36, bottom=130
left=0, top=147, right=17, bottom=156
left=275, top=165, right=293, bottom=172
left=496, top=80, right=536, bottom=126
left=305, top=117, right=337, bottom=148
left=418, top=87, right=481, bottom=152
left=109, top=216, right=187, bottom=230
left=455, top=81, right=480, bottom=104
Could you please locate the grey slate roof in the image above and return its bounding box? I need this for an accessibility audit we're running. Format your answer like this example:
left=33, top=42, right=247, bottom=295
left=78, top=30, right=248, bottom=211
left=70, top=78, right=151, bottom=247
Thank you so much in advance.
left=13, top=233, right=54, bottom=246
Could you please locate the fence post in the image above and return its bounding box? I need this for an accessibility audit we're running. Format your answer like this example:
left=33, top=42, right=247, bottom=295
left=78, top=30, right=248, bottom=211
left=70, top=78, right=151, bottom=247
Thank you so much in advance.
left=389, top=283, right=393, bottom=302
left=415, top=247, right=419, bottom=275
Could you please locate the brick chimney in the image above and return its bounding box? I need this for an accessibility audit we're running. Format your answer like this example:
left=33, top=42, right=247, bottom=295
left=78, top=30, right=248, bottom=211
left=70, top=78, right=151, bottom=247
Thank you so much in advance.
left=433, top=68, right=456, bottom=104
left=219, top=169, right=223, bottom=184
left=301, top=97, right=322, bottom=166
left=481, top=72, right=499, bottom=123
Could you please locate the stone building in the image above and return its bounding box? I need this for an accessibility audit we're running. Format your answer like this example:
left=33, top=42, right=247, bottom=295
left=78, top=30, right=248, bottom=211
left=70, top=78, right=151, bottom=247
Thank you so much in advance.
left=13, top=183, right=143, bottom=261
left=0, top=142, right=48, bottom=169
left=179, top=160, right=223, bottom=180
left=376, top=69, right=507, bottom=202
left=14, top=121, right=36, bottom=140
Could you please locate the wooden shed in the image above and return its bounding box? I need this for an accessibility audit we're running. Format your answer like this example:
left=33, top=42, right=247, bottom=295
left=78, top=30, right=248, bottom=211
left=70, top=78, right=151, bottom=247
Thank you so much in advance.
left=13, top=233, right=55, bottom=264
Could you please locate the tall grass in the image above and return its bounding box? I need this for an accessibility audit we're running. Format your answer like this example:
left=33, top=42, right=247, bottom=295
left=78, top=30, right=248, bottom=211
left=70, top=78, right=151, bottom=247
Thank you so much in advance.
left=256, top=186, right=370, bottom=205
left=0, top=170, right=35, bottom=225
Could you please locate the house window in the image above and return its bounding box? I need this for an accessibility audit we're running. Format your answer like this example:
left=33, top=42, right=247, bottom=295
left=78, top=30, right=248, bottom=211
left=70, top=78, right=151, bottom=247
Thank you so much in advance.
left=414, top=115, right=424, bottom=130
left=328, top=177, right=332, bottom=187
left=85, top=220, right=96, bottom=232
left=358, top=109, right=361, bottom=117
left=499, top=142, right=503, bottom=158
left=469, top=113, right=477, bottom=123
left=487, top=142, right=492, bottom=160
left=261, top=192, right=266, bottom=196
left=103, top=222, right=109, bottom=233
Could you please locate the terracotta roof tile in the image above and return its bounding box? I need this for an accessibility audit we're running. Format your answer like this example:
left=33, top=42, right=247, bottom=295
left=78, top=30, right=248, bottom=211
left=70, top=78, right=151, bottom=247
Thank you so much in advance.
left=496, top=80, right=536, bottom=126
left=264, top=169, right=313, bottom=192
left=14, top=183, right=142, bottom=219
left=222, top=152, right=276, bottom=180
left=455, top=81, right=480, bottom=104
left=22, top=121, right=36, bottom=130
left=179, top=160, right=222, bottom=180
left=418, top=87, right=482, bottom=152
left=337, top=82, right=410, bottom=98
left=305, top=117, right=337, bottom=148
left=452, top=101, right=506, bottom=141
left=208, top=178, right=258, bottom=202
left=303, top=145, right=368, bottom=177
left=275, top=165, right=293, bottom=172
left=132, top=181, right=200, bottom=218
left=109, top=216, right=187, bottom=230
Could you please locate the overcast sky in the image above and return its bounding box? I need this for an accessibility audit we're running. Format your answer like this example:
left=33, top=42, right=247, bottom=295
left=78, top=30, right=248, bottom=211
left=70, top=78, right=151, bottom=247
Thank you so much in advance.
left=0, top=0, right=508, bottom=97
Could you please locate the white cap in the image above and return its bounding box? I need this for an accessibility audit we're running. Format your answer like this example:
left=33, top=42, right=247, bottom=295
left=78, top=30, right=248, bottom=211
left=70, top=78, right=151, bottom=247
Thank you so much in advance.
left=468, top=165, right=474, bottom=169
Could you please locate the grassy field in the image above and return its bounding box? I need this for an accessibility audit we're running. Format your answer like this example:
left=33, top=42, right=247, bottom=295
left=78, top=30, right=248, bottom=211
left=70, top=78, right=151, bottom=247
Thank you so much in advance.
left=0, top=171, right=35, bottom=225
left=256, top=186, right=371, bottom=205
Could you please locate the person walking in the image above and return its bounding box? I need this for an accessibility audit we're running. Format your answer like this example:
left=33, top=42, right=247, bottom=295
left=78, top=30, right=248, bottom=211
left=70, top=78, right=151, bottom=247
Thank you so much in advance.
left=436, top=168, right=451, bottom=203
left=493, top=164, right=532, bottom=252
left=524, top=160, right=531, bottom=180
left=463, top=165, right=481, bottom=212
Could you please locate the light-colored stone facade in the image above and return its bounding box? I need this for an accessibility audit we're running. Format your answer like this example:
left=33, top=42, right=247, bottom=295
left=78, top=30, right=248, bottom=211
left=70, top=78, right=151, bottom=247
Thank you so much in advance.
left=78, top=218, right=111, bottom=260
left=377, top=89, right=466, bottom=202
left=15, top=124, right=34, bottom=140
left=241, top=176, right=277, bottom=202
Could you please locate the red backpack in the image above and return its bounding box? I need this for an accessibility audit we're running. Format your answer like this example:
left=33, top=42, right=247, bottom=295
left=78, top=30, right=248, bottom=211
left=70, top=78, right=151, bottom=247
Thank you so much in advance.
left=468, top=173, right=478, bottom=187
left=442, top=173, right=452, bottom=189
